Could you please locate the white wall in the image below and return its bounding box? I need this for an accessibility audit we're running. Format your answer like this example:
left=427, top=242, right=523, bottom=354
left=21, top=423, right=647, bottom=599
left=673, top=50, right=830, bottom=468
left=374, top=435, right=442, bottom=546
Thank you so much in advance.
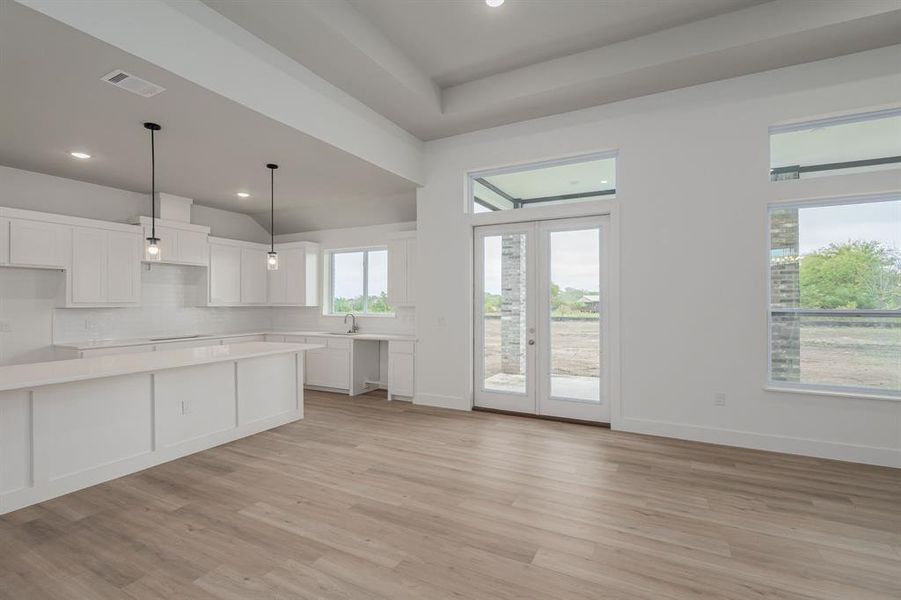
left=416, top=45, right=901, bottom=467
left=0, top=165, right=271, bottom=242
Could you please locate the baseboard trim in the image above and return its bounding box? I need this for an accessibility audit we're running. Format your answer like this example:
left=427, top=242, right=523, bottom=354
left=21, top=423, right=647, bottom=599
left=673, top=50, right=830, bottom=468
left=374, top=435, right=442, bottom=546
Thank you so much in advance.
left=414, top=392, right=468, bottom=411
left=615, top=417, right=900, bottom=468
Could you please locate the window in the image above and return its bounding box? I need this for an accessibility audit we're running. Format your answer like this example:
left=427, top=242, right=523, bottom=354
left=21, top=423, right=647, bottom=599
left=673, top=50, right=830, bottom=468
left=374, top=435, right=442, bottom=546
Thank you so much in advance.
left=768, top=196, right=901, bottom=396
left=327, top=248, right=392, bottom=315
left=469, top=153, right=616, bottom=213
left=770, top=108, right=901, bottom=181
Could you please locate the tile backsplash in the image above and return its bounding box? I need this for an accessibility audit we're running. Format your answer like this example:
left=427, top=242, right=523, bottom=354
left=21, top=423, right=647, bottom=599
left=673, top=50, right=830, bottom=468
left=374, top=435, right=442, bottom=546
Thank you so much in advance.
left=0, top=263, right=414, bottom=366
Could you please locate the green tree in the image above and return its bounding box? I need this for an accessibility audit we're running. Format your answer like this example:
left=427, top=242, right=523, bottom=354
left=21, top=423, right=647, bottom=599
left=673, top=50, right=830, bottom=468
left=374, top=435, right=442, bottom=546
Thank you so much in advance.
left=800, top=240, right=901, bottom=309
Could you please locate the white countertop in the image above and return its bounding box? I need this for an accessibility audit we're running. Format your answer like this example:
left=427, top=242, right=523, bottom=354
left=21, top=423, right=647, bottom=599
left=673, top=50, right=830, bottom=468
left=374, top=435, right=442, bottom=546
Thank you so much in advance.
left=54, top=330, right=416, bottom=351
left=54, top=331, right=416, bottom=350
left=0, top=342, right=321, bottom=393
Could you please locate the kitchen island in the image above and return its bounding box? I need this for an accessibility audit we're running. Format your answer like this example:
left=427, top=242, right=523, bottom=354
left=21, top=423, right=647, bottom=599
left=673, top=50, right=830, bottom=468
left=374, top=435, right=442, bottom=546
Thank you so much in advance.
left=0, top=341, right=321, bottom=514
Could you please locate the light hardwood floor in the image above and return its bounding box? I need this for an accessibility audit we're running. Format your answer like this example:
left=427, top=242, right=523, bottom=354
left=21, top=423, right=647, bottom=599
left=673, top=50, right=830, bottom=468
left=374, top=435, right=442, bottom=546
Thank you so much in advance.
left=1, top=390, right=899, bottom=599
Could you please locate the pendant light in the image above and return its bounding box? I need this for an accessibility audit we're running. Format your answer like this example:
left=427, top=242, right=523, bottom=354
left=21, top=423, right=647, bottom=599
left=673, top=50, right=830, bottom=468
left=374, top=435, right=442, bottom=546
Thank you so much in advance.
left=266, top=163, right=279, bottom=270
left=144, top=122, right=162, bottom=261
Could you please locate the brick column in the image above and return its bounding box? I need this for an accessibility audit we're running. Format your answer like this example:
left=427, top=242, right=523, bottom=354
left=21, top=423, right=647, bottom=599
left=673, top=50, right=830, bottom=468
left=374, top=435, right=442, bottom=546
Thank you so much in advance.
left=770, top=208, right=800, bottom=382
left=501, top=234, right=527, bottom=376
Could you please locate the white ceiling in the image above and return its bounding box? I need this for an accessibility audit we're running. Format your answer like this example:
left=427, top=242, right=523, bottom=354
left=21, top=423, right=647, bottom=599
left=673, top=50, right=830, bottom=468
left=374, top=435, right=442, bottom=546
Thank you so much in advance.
left=0, top=2, right=417, bottom=234
left=200, top=0, right=901, bottom=140
left=347, top=0, right=766, bottom=87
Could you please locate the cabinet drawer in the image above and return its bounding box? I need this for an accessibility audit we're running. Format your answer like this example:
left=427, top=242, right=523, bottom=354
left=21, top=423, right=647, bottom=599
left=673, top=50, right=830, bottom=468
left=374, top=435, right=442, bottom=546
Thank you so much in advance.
left=282, top=335, right=306, bottom=343
left=305, top=336, right=331, bottom=346
left=389, top=341, right=415, bottom=355
left=264, top=334, right=286, bottom=343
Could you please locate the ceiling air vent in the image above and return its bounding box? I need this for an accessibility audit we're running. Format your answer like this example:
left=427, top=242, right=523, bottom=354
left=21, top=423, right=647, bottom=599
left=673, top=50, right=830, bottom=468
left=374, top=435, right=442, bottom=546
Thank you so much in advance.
left=101, top=70, right=165, bottom=98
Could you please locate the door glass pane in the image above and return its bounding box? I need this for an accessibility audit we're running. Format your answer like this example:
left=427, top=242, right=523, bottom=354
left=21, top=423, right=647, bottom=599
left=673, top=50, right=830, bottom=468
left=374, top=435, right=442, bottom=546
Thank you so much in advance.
left=482, top=233, right=527, bottom=394
left=549, top=228, right=600, bottom=401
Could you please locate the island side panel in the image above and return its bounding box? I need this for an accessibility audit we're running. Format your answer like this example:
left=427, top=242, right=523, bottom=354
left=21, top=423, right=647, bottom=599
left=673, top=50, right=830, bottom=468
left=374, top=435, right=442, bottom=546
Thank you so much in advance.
left=236, top=352, right=301, bottom=426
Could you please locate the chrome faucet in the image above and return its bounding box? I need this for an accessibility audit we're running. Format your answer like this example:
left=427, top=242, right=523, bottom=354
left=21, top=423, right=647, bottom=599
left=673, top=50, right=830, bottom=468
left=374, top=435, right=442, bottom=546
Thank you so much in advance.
left=344, top=313, right=358, bottom=334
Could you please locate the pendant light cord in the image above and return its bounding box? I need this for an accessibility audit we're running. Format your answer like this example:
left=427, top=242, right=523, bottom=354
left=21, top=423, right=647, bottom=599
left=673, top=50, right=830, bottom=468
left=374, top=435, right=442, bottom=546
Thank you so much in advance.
left=150, top=127, right=156, bottom=241
left=270, top=166, right=274, bottom=253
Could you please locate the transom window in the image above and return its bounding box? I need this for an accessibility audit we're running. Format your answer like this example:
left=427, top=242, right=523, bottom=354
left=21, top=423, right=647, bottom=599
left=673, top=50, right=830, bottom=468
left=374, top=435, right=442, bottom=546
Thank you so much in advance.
left=469, top=153, right=616, bottom=214
left=770, top=108, right=901, bottom=181
left=768, top=195, right=901, bottom=396
left=326, top=248, right=392, bottom=315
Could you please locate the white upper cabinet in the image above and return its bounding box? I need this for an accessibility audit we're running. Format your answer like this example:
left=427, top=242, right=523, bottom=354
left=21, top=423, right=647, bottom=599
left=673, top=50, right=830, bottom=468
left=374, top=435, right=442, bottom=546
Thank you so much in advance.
left=267, top=242, right=319, bottom=306
left=208, top=240, right=241, bottom=305
left=106, top=230, right=141, bottom=303
left=69, top=226, right=142, bottom=306
left=71, top=227, right=107, bottom=304
left=240, top=247, right=268, bottom=304
left=387, top=232, right=417, bottom=307
left=0, top=218, right=9, bottom=265
left=136, top=217, right=209, bottom=266
left=8, top=218, right=70, bottom=269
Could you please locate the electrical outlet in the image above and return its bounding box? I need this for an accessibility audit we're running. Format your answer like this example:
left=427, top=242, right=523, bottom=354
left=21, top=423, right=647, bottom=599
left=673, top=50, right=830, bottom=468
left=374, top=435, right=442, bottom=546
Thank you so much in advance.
left=0, top=320, right=11, bottom=333
left=714, top=392, right=726, bottom=407
left=181, top=399, right=192, bottom=415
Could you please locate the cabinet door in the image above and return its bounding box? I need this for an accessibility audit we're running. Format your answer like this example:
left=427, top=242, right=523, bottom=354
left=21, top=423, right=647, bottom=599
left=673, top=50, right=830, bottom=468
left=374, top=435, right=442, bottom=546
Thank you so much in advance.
left=107, top=231, right=141, bottom=303
left=177, top=230, right=208, bottom=265
left=9, top=219, right=69, bottom=268
left=240, top=248, right=268, bottom=304
left=327, top=349, right=351, bottom=389
left=71, top=228, right=107, bottom=304
left=283, top=247, right=307, bottom=305
left=405, top=239, right=416, bottom=306
left=209, top=243, right=241, bottom=304
left=387, top=238, right=406, bottom=306
left=0, top=218, right=9, bottom=265
left=304, top=349, right=331, bottom=387
left=389, top=352, right=415, bottom=397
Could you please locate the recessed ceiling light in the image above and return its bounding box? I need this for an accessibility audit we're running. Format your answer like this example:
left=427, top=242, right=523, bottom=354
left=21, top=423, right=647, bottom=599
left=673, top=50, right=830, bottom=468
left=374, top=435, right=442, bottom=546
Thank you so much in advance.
left=601, top=180, right=608, bottom=184
left=70, top=151, right=91, bottom=159
left=237, top=192, right=250, bottom=198
left=486, top=0, right=504, bottom=7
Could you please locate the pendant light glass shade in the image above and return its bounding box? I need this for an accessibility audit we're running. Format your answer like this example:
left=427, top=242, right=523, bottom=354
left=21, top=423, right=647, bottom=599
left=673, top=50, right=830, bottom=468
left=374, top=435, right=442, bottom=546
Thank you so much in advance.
left=267, top=163, right=279, bottom=270
left=144, top=122, right=162, bottom=261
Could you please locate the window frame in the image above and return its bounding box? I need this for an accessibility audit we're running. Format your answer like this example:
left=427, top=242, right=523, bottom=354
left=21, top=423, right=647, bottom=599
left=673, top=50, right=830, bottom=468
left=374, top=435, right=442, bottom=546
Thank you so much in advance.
left=768, top=107, right=901, bottom=181
left=467, top=151, right=618, bottom=215
left=324, top=246, right=394, bottom=317
left=765, top=193, right=901, bottom=400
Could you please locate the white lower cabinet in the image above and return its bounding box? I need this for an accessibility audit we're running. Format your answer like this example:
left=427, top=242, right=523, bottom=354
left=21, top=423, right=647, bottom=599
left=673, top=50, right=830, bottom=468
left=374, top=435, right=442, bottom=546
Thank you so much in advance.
left=303, top=336, right=351, bottom=391
left=388, top=341, right=415, bottom=400
left=0, top=218, right=9, bottom=265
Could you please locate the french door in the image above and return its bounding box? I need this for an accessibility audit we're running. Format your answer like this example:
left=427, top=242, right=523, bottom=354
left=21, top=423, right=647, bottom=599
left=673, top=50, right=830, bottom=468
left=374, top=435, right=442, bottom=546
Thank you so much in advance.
left=474, top=216, right=609, bottom=423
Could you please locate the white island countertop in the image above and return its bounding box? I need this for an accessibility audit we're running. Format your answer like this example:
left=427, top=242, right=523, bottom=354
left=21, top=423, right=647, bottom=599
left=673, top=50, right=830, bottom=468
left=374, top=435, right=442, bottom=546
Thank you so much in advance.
left=54, top=330, right=416, bottom=351
left=0, top=342, right=322, bottom=393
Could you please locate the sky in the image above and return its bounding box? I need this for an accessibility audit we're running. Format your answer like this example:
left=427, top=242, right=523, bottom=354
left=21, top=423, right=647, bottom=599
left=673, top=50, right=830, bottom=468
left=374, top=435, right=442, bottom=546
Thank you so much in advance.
left=798, top=199, right=901, bottom=255
left=483, top=229, right=600, bottom=295
left=333, top=249, right=387, bottom=298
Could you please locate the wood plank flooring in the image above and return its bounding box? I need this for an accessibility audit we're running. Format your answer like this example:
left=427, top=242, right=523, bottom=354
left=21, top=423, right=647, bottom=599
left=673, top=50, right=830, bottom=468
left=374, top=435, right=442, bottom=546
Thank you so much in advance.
left=1, top=390, right=899, bottom=599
